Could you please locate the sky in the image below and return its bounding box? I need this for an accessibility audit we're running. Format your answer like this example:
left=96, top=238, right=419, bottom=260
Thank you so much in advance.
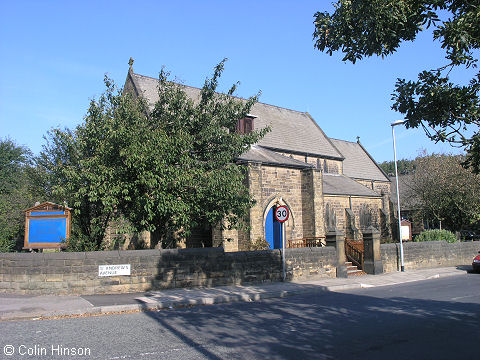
left=0, top=0, right=473, bottom=163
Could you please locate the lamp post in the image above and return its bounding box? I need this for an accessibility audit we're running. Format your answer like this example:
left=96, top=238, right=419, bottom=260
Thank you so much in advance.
left=391, top=119, right=405, bottom=272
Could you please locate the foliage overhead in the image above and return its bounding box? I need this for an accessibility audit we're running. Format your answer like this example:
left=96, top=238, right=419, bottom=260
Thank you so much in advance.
left=40, top=60, right=269, bottom=250
left=313, top=1, right=480, bottom=173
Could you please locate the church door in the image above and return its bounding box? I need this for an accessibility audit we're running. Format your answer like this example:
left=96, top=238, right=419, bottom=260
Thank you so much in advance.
left=265, top=206, right=282, bottom=249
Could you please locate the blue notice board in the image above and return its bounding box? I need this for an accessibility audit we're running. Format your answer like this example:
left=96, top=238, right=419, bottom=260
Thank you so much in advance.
left=24, top=202, right=72, bottom=249
left=29, top=218, right=67, bottom=244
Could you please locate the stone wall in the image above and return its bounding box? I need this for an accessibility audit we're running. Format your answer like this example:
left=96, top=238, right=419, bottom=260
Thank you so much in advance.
left=286, top=247, right=336, bottom=280
left=323, top=196, right=383, bottom=240
left=247, top=164, right=307, bottom=247
left=0, top=247, right=336, bottom=295
left=276, top=152, right=343, bottom=175
left=1, top=241, right=478, bottom=295
left=381, top=240, right=480, bottom=272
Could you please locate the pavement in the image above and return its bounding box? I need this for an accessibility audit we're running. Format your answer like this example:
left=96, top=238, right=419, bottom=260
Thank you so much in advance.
left=0, top=266, right=471, bottom=321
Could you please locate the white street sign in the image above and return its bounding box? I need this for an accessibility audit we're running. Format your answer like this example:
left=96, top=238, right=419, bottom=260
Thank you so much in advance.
left=98, top=264, right=131, bottom=277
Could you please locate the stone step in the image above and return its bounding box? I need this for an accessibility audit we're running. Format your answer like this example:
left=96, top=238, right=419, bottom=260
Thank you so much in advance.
left=345, top=261, right=366, bottom=277
left=348, top=269, right=367, bottom=276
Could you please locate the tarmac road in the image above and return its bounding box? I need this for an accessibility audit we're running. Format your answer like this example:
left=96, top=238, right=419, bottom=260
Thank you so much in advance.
left=0, top=274, right=478, bottom=360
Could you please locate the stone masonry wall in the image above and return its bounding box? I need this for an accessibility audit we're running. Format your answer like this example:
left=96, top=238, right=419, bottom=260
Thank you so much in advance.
left=0, top=247, right=336, bottom=295
left=276, top=153, right=343, bottom=175
left=381, top=240, right=480, bottom=272
left=247, top=164, right=306, bottom=247
left=1, top=241, right=478, bottom=295
left=323, top=196, right=349, bottom=233
left=323, top=196, right=383, bottom=239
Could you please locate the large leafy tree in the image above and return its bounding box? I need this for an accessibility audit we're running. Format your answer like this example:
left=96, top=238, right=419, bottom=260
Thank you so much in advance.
left=41, top=60, right=268, bottom=250
left=0, top=139, right=43, bottom=251
left=313, top=1, right=480, bottom=173
left=404, top=153, right=480, bottom=230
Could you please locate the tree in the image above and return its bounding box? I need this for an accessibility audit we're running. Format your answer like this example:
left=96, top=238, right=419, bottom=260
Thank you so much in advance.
left=0, top=139, right=42, bottom=251
left=41, top=60, right=269, bottom=250
left=313, top=1, right=480, bottom=173
left=379, top=158, right=416, bottom=175
left=405, top=153, right=480, bottom=231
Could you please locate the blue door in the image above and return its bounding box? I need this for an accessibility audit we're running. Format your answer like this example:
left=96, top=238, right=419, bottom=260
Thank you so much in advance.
left=265, top=207, right=282, bottom=249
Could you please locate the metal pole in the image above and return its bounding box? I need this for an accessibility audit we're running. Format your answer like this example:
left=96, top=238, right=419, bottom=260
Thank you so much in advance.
left=282, top=221, right=286, bottom=281
left=392, top=124, right=405, bottom=272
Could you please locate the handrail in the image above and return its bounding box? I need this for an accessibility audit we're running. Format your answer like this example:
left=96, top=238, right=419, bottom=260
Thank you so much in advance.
left=287, top=236, right=326, bottom=248
left=345, top=238, right=364, bottom=270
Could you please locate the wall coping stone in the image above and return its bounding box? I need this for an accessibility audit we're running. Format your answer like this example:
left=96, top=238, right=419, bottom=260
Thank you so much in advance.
left=43, top=252, right=87, bottom=260
left=118, top=249, right=161, bottom=257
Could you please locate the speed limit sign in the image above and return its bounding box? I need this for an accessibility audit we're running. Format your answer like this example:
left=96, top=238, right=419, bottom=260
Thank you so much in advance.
left=274, top=205, right=289, bottom=223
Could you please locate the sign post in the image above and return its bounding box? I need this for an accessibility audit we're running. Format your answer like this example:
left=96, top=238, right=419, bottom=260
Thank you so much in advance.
left=274, top=205, right=289, bottom=281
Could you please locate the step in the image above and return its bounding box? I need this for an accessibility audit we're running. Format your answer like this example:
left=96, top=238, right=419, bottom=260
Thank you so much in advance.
left=348, top=269, right=367, bottom=277
left=345, top=261, right=366, bottom=276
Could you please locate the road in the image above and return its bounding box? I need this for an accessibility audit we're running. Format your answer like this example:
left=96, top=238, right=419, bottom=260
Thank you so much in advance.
left=1, top=274, right=479, bottom=360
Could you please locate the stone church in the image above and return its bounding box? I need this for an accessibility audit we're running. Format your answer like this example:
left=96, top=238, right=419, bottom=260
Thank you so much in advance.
left=122, top=64, right=392, bottom=251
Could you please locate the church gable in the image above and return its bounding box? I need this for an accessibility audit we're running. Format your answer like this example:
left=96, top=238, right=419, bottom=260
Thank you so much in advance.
left=125, top=71, right=344, bottom=161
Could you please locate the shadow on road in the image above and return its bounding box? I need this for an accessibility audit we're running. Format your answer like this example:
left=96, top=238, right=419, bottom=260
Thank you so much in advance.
left=140, top=282, right=480, bottom=359
left=456, top=264, right=476, bottom=273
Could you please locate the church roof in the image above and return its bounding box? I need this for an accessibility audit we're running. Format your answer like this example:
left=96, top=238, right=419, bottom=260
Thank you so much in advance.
left=237, top=145, right=314, bottom=169
left=330, top=138, right=390, bottom=182
left=127, top=72, right=344, bottom=160
left=322, top=174, right=381, bottom=197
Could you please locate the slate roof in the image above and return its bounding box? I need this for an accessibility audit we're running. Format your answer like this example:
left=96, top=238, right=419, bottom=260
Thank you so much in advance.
left=128, top=72, right=344, bottom=160
left=330, top=139, right=390, bottom=182
left=322, top=174, right=381, bottom=197
left=237, top=145, right=314, bottom=169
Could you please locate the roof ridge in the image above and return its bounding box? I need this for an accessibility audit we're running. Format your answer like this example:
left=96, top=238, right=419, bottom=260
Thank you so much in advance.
left=330, top=137, right=358, bottom=144
left=131, top=72, right=308, bottom=115
left=304, top=113, right=344, bottom=160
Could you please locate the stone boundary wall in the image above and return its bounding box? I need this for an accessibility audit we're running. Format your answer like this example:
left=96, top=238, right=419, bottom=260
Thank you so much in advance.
left=381, top=240, right=480, bottom=272
left=0, top=247, right=336, bottom=295
left=1, top=241, right=477, bottom=295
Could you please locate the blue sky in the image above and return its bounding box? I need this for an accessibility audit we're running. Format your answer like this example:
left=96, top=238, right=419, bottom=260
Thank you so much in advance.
left=0, top=0, right=472, bottom=163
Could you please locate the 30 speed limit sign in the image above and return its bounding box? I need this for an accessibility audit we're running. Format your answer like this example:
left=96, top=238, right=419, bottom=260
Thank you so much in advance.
left=274, top=205, right=289, bottom=223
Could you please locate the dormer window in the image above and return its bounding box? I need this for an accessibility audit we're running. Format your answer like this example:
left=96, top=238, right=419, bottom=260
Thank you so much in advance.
left=236, top=114, right=256, bottom=134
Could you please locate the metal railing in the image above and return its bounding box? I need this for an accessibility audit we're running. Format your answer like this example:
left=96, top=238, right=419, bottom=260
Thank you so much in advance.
left=287, top=237, right=325, bottom=248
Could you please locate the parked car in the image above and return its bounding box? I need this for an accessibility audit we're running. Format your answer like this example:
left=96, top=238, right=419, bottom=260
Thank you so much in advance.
left=460, top=230, right=480, bottom=241
left=473, top=252, right=480, bottom=273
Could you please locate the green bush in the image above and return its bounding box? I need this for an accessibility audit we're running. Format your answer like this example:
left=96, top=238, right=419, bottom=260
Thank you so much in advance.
left=0, top=237, right=14, bottom=252
left=414, top=229, right=457, bottom=243
left=245, top=237, right=271, bottom=251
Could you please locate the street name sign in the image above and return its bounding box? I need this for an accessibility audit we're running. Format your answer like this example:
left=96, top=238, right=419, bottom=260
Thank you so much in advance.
left=98, top=264, right=131, bottom=277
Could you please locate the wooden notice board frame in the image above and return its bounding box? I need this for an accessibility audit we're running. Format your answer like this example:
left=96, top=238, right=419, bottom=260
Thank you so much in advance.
left=24, top=202, right=72, bottom=250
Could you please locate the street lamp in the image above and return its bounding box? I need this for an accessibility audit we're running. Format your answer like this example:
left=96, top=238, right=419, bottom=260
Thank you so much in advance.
left=391, top=119, right=405, bottom=272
